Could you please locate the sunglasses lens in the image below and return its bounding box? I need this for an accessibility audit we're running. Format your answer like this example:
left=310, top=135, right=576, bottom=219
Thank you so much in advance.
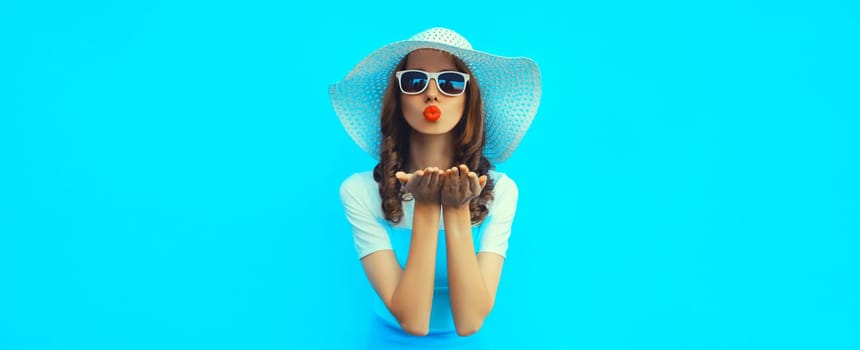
left=438, top=72, right=467, bottom=95
left=400, top=71, right=428, bottom=94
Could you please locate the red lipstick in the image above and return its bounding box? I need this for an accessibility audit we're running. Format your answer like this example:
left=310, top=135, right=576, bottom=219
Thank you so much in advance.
left=423, top=106, right=441, bottom=122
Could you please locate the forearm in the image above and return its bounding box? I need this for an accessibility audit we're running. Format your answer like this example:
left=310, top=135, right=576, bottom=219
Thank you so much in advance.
left=390, top=201, right=440, bottom=335
left=443, top=205, right=492, bottom=336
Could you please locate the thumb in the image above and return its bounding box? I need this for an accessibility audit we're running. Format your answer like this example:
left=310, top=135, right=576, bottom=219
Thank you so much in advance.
left=478, top=175, right=487, bottom=187
left=395, top=171, right=413, bottom=184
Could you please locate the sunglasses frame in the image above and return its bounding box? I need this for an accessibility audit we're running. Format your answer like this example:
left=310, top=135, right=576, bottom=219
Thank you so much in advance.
left=395, top=70, right=471, bottom=97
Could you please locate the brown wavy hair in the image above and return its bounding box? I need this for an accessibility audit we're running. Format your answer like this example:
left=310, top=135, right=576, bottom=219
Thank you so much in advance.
left=373, top=50, right=495, bottom=225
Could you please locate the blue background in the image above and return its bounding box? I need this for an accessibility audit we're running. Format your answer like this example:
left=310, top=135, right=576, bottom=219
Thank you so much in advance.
left=2, top=0, right=858, bottom=349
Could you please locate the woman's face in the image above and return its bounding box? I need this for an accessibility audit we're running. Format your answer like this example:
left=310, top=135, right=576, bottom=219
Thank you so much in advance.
left=399, top=49, right=466, bottom=135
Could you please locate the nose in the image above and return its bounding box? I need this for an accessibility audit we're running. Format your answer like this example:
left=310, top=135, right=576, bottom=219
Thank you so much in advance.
left=424, top=77, right=439, bottom=102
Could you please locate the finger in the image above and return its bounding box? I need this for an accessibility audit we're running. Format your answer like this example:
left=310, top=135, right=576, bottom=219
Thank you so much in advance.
left=467, top=172, right=480, bottom=194
left=428, top=169, right=440, bottom=188
left=459, top=164, right=470, bottom=174
left=458, top=169, right=471, bottom=191
left=441, top=170, right=452, bottom=192
left=450, top=167, right=460, bottom=191
left=478, top=175, right=487, bottom=188
left=407, top=170, right=423, bottom=191
left=423, top=167, right=437, bottom=187
left=417, top=169, right=431, bottom=188
left=395, top=171, right=412, bottom=185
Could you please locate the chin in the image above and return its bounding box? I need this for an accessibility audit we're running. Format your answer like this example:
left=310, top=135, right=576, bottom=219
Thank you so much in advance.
left=405, top=117, right=458, bottom=135
left=411, top=122, right=458, bottom=135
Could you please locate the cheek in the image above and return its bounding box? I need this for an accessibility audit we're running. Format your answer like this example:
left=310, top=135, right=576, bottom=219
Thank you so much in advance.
left=401, top=96, right=424, bottom=116
left=451, top=98, right=466, bottom=119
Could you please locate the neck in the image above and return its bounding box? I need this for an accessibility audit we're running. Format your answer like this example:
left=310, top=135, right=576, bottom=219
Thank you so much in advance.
left=407, top=131, right=456, bottom=172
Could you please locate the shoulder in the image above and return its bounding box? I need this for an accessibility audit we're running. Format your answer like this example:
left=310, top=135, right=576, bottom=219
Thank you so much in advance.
left=486, top=170, right=519, bottom=216
left=339, top=170, right=377, bottom=198
left=488, top=170, right=518, bottom=197
left=339, top=171, right=380, bottom=206
left=340, top=171, right=376, bottom=192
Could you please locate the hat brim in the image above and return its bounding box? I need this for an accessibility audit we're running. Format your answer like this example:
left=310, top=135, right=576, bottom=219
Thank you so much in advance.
left=329, top=39, right=541, bottom=164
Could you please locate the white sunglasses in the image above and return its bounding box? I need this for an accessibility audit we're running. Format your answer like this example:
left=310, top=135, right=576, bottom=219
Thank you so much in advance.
left=395, top=70, right=471, bottom=96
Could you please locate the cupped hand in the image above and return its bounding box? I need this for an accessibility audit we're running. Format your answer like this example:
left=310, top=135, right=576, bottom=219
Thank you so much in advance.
left=395, top=167, right=445, bottom=204
left=440, top=164, right=487, bottom=208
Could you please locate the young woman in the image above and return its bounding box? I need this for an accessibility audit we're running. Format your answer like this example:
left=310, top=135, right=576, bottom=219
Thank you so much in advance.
left=330, top=27, right=541, bottom=349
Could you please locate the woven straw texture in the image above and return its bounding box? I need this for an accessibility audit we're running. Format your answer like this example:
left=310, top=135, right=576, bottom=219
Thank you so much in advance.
left=329, top=27, right=541, bottom=163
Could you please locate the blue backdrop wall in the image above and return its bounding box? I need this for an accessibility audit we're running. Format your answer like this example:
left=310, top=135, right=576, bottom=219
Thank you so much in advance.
left=2, top=1, right=858, bottom=349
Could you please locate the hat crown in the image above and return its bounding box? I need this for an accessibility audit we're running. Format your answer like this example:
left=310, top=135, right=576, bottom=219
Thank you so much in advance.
left=408, top=27, right=473, bottom=50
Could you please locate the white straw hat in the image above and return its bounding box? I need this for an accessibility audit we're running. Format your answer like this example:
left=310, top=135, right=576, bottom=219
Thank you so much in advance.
left=329, top=27, right=541, bottom=163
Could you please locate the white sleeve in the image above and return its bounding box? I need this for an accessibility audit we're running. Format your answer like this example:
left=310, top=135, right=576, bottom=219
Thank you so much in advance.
left=339, top=174, right=392, bottom=260
left=478, top=174, right=518, bottom=259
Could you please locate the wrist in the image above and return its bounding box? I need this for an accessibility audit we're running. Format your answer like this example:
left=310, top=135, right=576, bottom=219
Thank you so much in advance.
left=414, top=198, right=441, bottom=206
left=442, top=204, right=470, bottom=217
left=414, top=199, right=441, bottom=212
left=441, top=198, right=471, bottom=210
left=442, top=205, right=472, bottom=235
left=414, top=200, right=441, bottom=228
